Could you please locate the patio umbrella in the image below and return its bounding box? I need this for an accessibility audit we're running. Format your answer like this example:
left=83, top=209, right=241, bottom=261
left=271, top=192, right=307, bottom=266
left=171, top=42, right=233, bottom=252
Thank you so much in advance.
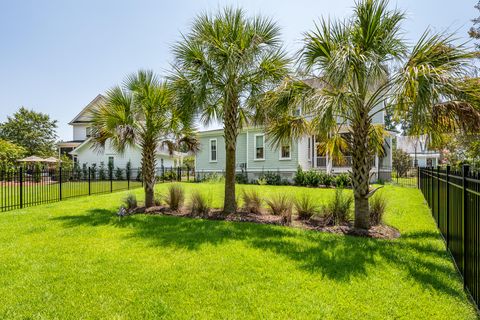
left=43, top=157, right=61, bottom=163
left=17, top=156, right=45, bottom=162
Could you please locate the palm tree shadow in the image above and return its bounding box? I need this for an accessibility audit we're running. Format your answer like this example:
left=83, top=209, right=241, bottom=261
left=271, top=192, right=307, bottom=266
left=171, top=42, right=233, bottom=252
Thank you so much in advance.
left=51, top=208, right=467, bottom=299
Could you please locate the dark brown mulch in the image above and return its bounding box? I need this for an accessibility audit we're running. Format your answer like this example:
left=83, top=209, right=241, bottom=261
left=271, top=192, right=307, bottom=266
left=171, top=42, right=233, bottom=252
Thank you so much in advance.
left=125, top=206, right=400, bottom=240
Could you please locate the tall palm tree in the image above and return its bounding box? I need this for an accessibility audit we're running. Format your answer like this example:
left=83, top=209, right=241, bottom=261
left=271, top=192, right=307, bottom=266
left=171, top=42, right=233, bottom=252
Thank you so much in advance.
left=171, top=7, right=291, bottom=213
left=90, top=70, right=197, bottom=208
left=264, top=0, right=480, bottom=229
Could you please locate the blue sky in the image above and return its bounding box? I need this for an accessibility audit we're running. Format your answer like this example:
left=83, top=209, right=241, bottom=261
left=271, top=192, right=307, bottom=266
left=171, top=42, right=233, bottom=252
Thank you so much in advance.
left=0, top=0, right=476, bottom=140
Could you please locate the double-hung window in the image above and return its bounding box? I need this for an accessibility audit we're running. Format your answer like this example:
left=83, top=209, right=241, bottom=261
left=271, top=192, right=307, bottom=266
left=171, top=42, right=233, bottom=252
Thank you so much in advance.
left=255, top=134, right=265, bottom=160
left=210, top=139, right=217, bottom=162
left=280, top=143, right=291, bottom=160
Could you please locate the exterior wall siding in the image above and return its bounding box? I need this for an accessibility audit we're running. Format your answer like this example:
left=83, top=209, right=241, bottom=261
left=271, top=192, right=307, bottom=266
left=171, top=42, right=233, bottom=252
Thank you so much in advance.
left=73, top=124, right=89, bottom=141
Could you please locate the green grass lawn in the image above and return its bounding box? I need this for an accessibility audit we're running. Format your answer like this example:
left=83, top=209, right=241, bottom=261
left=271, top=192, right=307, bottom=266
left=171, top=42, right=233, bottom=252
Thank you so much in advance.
left=0, top=183, right=477, bottom=319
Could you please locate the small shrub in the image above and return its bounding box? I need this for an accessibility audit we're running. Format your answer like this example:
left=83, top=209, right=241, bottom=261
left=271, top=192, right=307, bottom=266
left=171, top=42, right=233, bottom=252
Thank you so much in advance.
left=154, top=192, right=162, bottom=206
left=293, top=166, right=305, bottom=186
left=242, top=189, right=263, bottom=214
left=322, top=189, right=353, bottom=225
left=334, top=173, right=351, bottom=188
left=322, top=173, right=334, bottom=187
left=303, top=170, right=321, bottom=187
left=162, top=170, right=177, bottom=181
left=265, top=194, right=293, bottom=225
left=369, top=192, right=388, bottom=225
left=123, top=193, right=137, bottom=211
left=294, top=194, right=318, bottom=220
left=164, top=184, right=185, bottom=211
left=257, top=177, right=267, bottom=185
left=98, top=162, right=106, bottom=180
left=235, top=172, right=249, bottom=184
left=260, top=171, right=282, bottom=185
left=190, top=191, right=211, bottom=216
left=115, top=167, right=124, bottom=180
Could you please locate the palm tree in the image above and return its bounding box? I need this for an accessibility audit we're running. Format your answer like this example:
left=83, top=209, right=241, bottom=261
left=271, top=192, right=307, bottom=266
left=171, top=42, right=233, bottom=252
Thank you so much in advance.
left=264, top=0, right=480, bottom=229
left=171, top=7, right=291, bottom=213
left=90, top=70, right=197, bottom=208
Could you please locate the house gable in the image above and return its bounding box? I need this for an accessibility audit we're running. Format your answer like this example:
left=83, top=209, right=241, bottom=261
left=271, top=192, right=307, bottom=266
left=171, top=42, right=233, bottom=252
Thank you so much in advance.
left=69, top=94, right=106, bottom=124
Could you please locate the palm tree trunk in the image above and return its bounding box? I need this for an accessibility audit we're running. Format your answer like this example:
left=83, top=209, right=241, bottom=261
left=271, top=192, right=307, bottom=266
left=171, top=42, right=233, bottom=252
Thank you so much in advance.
left=351, top=116, right=371, bottom=230
left=142, top=139, right=157, bottom=208
left=223, top=100, right=238, bottom=214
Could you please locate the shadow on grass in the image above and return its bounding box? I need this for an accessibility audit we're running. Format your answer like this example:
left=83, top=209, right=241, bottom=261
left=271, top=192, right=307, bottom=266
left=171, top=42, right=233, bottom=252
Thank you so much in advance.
left=52, top=209, right=466, bottom=300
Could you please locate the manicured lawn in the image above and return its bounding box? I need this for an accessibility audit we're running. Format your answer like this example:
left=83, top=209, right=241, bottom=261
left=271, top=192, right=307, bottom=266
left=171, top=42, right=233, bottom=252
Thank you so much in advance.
left=0, top=183, right=476, bottom=319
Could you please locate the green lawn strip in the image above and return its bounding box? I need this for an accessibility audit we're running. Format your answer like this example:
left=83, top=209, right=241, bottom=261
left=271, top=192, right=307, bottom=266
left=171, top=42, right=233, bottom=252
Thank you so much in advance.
left=0, top=183, right=476, bottom=319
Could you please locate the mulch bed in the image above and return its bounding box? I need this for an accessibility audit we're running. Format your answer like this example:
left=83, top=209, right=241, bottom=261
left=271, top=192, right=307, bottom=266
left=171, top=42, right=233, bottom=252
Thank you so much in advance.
left=127, top=206, right=400, bottom=240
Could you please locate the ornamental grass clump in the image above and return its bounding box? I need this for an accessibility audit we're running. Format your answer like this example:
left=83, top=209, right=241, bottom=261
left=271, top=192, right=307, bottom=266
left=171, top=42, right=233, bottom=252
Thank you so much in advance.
left=369, top=191, right=388, bottom=225
left=242, top=189, right=263, bottom=214
left=123, top=193, right=138, bottom=211
left=190, top=191, right=212, bottom=217
left=164, top=184, right=185, bottom=211
left=294, top=194, right=318, bottom=220
left=265, top=194, right=293, bottom=225
left=322, top=189, right=353, bottom=225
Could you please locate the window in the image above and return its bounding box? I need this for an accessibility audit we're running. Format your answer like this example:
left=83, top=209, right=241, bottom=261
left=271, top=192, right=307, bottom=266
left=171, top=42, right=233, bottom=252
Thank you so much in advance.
left=210, top=139, right=217, bottom=162
left=255, top=134, right=264, bottom=160
left=280, top=143, right=291, bottom=160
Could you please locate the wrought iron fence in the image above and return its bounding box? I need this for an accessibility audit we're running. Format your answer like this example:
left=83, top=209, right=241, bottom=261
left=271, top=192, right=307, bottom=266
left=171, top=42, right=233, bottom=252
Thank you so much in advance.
left=391, top=166, right=419, bottom=188
left=0, top=165, right=195, bottom=212
left=419, top=166, right=480, bottom=308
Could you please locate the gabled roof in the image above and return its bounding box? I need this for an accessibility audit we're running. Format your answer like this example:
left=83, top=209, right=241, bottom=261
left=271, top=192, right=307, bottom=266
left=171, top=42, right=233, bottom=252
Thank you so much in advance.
left=69, top=94, right=106, bottom=125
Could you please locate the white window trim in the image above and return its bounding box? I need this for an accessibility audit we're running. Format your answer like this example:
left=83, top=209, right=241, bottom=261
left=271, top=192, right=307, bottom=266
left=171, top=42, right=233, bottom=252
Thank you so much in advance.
left=254, top=134, right=265, bottom=161
left=209, top=138, right=217, bottom=163
left=279, top=143, right=291, bottom=160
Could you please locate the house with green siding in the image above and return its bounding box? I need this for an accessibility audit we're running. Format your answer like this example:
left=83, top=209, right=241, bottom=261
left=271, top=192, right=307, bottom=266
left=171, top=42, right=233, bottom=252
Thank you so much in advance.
left=195, top=122, right=393, bottom=183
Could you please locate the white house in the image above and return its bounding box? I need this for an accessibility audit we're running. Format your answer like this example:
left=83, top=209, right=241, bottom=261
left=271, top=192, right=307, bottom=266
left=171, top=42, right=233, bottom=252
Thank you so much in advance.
left=396, top=135, right=440, bottom=167
left=57, top=94, right=184, bottom=170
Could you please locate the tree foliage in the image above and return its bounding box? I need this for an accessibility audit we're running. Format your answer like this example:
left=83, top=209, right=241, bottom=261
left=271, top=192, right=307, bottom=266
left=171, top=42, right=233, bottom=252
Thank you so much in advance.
left=0, top=107, right=58, bottom=157
left=469, top=1, right=480, bottom=49
left=171, top=7, right=291, bottom=213
left=392, top=149, right=412, bottom=177
left=264, top=0, right=480, bottom=229
left=0, top=139, right=26, bottom=168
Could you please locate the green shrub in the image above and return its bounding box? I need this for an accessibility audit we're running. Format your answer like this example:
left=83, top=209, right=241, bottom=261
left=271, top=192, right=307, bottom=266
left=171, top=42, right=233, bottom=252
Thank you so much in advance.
left=235, top=172, right=249, bottom=184
left=154, top=192, right=162, bottom=206
left=265, top=194, right=293, bottom=225
left=304, top=171, right=321, bottom=187
left=369, top=192, right=388, bottom=225
left=293, top=166, right=305, bottom=186
left=115, top=167, right=124, bottom=180
left=190, top=191, right=211, bottom=216
left=82, top=164, right=88, bottom=180
left=257, top=177, right=267, bottom=185
left=242, top=189, right=263, bottom=214
left=334, top=173, right=351, bottom=188
left=165, top=184, right=185, bottom=211
left=98, top=162, right=107, bottom=180
left=260, top=171, right=282, bottom=185
left=294, top=194, right=318, bottom=220
left=123, top=193, right=138, bottom=211
left=162, top=170, right=177, bottom=181
left=322, top=189, right=353, bottom=225
left=322, top=173, right=334, bottom=187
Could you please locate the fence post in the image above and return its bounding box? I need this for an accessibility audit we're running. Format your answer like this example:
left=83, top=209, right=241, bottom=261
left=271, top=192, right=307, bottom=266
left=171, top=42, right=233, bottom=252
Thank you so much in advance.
left=110, top=168, right=113, bottom=193
left=446, top=165, right=450, bottom=249
left=437, top=166, right=440, bottom=227
left=59, top=166, right=62, bottom=201
left=127, top=167, right=130, bottom=190
left=19, top=167, right=23, bottom=209
left=88, top=167, right=91, bottom=196
left=462, top=164, right=470, bottom=286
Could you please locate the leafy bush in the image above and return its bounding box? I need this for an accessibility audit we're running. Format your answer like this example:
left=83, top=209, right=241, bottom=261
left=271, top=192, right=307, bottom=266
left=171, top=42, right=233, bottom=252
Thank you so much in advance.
left=294, top=194, right=318, bottom=220
left=197, top=172, right=224, bottom=183
left=293, top=166, right=305, bottom=186
left=190, top=191, right=211, bottom=216
left=257, top=177, right=267, bottom=185
left=303, top=170, right=321, bottom=187
left=260, top=171, right=282, bottom=185
left=98, top=162, right=106, bottom=180
left=90, top=163, right=97, bottom=179
left=322, top=189, right=353, bottom=225
left=115, top=167, right=124, bottom=180
left=162, top=170, right=177, bottom=181
left=322, top=173, right=334, bottom=187
left=265, top=194, right=293, bottom=225
left=334, top=173, right=351, bottom=188
left=123, top=193, right=137, bottom=211
left=235, top=172, right=249, bottom=184
left=369, top=192, right=388, bottom=225
left=242, top=189, right=263, bottom=214
left=82, top=164, right=88, bottom=180
left=165, top=184, right=185, bottom=211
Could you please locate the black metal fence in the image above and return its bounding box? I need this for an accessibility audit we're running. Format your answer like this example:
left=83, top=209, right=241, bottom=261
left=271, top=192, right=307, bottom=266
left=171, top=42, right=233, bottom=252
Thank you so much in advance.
left=0, top=165, right=195, bottom=212
left=391, top=166, right=419, bottom=188
left=419, top=166, right=480, bottom=307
